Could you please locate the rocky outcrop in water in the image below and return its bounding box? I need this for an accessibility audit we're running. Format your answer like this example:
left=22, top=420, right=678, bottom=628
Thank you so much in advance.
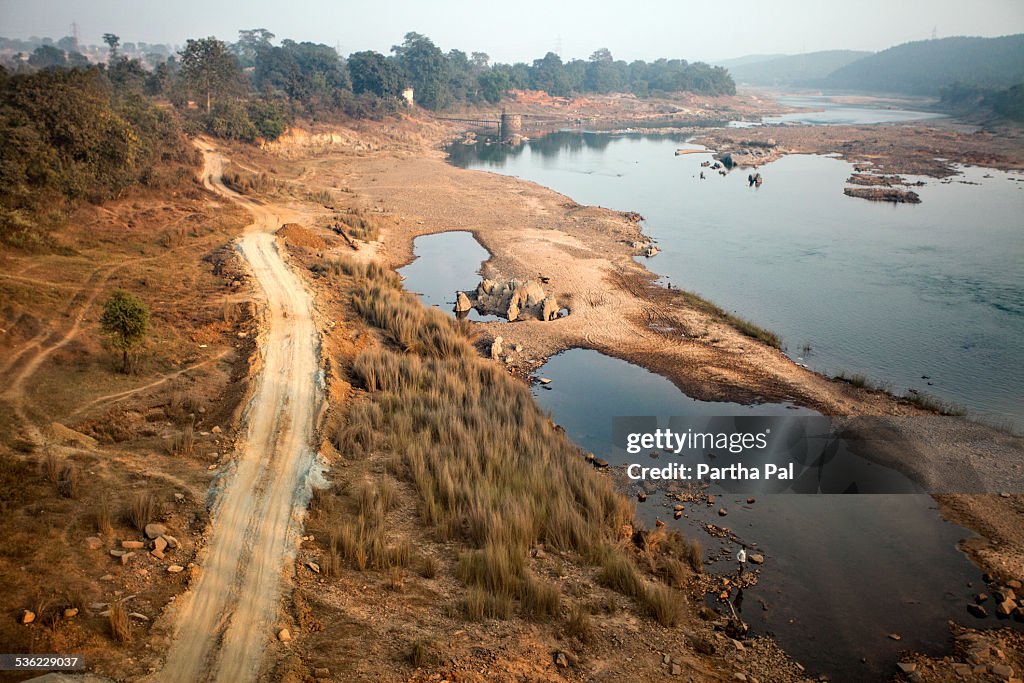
left=454, top=291, right=472, bottom=313
left=465, top=278, right=564, bottom=322
left=843, top=187, right=922, bottom=204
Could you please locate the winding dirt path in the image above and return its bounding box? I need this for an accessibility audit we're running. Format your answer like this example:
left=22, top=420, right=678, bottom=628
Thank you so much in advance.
left=156, top=142, right=323, bottom=682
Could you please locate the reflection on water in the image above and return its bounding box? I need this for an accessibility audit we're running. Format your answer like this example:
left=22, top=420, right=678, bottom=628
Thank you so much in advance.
left=397, top=231, right=503, bottom=322
left=451, top=132, right=1024, bottom=429
left=533, top=349, right=996, bottom=682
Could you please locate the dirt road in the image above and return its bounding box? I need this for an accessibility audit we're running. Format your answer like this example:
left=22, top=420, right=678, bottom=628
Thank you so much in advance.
left=156, top=143, right=323, bottom=682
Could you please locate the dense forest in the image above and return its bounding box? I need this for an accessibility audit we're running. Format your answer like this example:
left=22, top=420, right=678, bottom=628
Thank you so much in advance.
left=0, top=63, right=195, bottom=249
left=818, top=34, right=1024, bottom=95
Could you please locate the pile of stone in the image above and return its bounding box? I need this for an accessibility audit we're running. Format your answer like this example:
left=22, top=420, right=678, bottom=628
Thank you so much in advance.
left=104, top=522, right=181, bottom=568
left=460, top=278, right=562, bottom=322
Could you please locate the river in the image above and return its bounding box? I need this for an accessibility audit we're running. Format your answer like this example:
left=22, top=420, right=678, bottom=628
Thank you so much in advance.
left=449, top=128, right=1024, bottom=430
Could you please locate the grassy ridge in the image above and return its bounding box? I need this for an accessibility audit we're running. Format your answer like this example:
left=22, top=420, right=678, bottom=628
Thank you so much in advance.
left=329, top=256, right=701, bottom=624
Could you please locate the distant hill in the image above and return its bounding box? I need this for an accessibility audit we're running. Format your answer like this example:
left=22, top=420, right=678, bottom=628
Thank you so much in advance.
left=819, top=34, right=1024, bottom=95
left=713, top=54, right=787, bottom=70
left=724, top=50, right=871, bottom=86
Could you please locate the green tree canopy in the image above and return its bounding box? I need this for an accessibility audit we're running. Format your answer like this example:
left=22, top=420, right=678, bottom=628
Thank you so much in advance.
left=348, top=50, right=405, bottom=99
left=392, top=32, right=449, bottom=110
left=100, top=289, right=150, bottom=372
left=179, top=37, right=244, bottom=112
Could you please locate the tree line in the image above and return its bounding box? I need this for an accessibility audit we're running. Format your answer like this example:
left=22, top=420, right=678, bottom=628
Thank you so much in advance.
left=0, top=29, right=735, bottom=249
left=5, top=30, right=735, bottom=132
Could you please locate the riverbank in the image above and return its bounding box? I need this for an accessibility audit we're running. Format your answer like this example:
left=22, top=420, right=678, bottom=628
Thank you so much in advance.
left=253, top=104, right=1022, bottom=678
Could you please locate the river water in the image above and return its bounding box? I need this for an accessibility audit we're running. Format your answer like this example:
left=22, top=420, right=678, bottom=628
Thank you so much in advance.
left=449, top=132, right=1024, bottom=430
left=760, top=94, right=948, bottom=125
left=531, top=348, right=992, bottom=682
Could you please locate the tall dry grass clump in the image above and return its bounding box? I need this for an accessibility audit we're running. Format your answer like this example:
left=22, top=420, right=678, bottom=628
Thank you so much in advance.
left=332, top=255, right=701, bottom=623
left=109, top=601, right=131, bottom=642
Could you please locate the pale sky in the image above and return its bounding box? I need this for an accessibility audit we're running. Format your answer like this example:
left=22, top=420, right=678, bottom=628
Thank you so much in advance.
left=1, top=0, right=1022, bottom=64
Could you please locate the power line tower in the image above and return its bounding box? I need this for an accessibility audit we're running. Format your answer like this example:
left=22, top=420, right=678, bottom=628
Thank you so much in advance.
left=71, top=21, right=80, bottom=51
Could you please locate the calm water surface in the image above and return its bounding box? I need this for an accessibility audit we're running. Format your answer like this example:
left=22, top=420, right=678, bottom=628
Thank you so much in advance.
left=761, top=94, right=947, bottom=125
left=451, top=134, right=1024, bottom=428
left=397, top=230, right=503, bottom=322
left=533, top=349, right=995, bottom=682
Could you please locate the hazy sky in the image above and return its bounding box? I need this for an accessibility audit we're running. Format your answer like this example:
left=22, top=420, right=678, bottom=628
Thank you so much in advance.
left=2, top=0, right=1023, bottom=63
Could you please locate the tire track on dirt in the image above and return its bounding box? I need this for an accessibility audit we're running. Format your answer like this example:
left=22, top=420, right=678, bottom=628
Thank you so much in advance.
left=156, top=141, right=323, bottom=682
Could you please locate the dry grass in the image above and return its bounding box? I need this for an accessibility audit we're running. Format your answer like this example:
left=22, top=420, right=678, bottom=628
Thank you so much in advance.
left=644, top=584, right=683, bottom=627
left=109, top=601, right=130, bottom=642
left=566, top=605, right=593, bottom=642
left=322, top=255, right=706, bottom=626
left=167, top=422, right=196, bottom=456
left=56, top=463, right=77, bottom=499
left=94, top=499, right=113, bottom=536
left=335, top=209, right=383, bottom=242
left=124, top=492, right=158, bottom=532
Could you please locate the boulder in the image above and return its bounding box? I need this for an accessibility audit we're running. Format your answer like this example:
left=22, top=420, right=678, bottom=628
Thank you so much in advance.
left=490, top=336, right=503, bottom=360
left=454, top=291, right=472, bottom=313
left=718, top=508, right=729, bottom=517
left=167, top=565, right=185, bottom=574
left=541, top=296, right=559, bottom=321
left=307, top=562, right=321, bottom=574
left=121, top=541, right=145, bottom=550
left=162, top=535, right=179, bottom=549
left=967, top=603, right=988, bottom=618
left=84, top=536, right=104, bottom=550
left=63, top=608, right=79, bottom=618
left=278, top=628, right=292, bottom=642
left=749, top=553, right=765, bottom=565
left=506, top=292, right=521, bottom=321
left=152, top=536, right=168, bottom=557
left=21, top=610, right=35, bottom=624
left=145, top=523, right=168, bottom=540
left=996, top=598, right=1017, bottom=617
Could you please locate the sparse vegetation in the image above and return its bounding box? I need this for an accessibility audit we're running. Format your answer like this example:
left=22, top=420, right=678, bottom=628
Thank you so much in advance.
left=323, top=255, right=709, bottom=625
left=109, top=601, right=131, bottom=642
left=124, top=492, right=158, bottom=532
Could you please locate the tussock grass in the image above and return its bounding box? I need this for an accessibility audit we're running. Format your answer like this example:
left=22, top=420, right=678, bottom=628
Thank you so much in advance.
left=167, top=423, right=195, bottom=456
left=94, top=499, right=113, bottom=536
left=124, top=492, right=158, bottom=532
left=599, top=551, right=645, bottom=599
left=407, top=639, right=435, bottom=667
left=644, top=584, right=683, bottom=626
left=330, top=256, right=708, bottom=624
left=566, top=605, right=592, bottom=642
left=336, top=209, right=383, bottom=241
left=109, top=602, right=130, bottom=642
left=56, top=463, right=77, bottom=499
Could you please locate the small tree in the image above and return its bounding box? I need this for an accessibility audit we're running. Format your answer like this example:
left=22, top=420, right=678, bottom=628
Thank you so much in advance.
left=103, top=33, right=120, bottom=59
left=179, top=37, right=244, bottom=112
left=100, top=290, right=149, bottom=373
